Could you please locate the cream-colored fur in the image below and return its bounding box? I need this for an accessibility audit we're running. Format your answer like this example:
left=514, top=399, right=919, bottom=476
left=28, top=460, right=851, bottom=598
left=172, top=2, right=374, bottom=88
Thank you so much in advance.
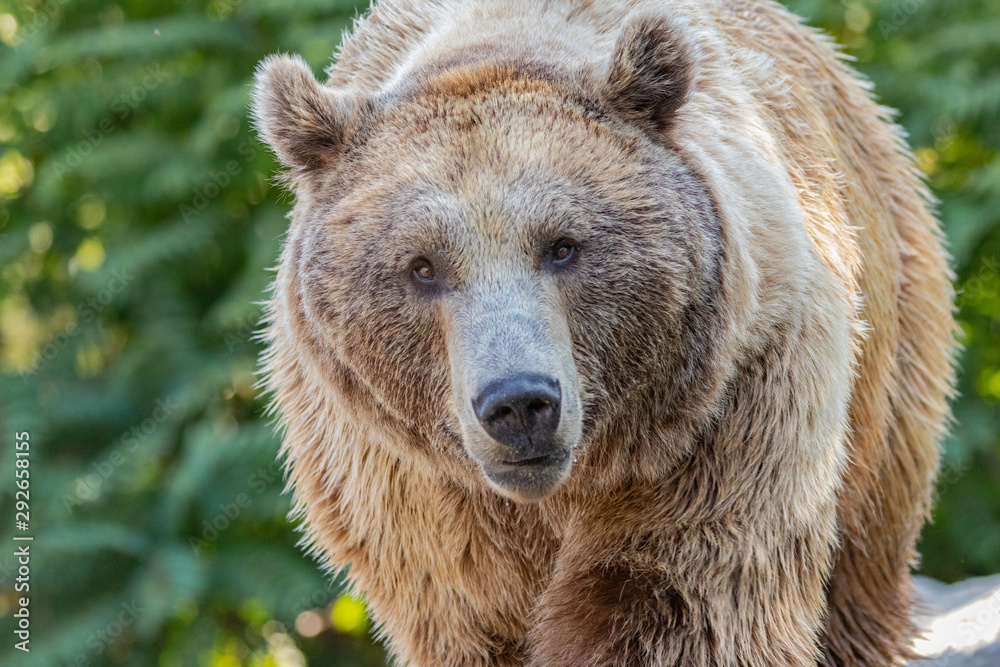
left=253, top=1, right=956, bottom=665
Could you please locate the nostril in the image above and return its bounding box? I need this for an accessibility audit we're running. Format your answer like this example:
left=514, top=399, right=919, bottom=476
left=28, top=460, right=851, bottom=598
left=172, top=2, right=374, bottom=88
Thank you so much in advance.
left=487, top=405, right=520, bottom=429
left=527, top=399, right=551, bottom=414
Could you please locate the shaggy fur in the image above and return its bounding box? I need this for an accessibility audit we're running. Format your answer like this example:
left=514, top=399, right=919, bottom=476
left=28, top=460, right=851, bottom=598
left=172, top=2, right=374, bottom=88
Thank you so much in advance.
left=251, top=1, right=956, bottom=665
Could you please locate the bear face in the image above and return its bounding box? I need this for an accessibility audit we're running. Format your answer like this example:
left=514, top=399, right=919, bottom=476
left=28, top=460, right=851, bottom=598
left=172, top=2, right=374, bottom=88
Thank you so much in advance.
left=254, top=18, right=726, bottom=502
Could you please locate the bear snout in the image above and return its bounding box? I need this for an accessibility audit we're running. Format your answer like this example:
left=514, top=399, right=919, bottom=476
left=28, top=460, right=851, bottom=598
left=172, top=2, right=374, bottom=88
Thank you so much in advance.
left=472, top=373, right=562, bottom=459
left=469, top=373, right=573, bottom=500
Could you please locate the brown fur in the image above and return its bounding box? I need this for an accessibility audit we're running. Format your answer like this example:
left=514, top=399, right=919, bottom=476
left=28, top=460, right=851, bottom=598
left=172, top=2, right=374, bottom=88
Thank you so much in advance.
left=252, top=1, right=956, bottom=665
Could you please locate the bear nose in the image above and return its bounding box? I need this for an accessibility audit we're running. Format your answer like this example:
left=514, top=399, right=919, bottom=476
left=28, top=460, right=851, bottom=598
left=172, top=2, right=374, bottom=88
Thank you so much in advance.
left=472, top=374, right=562, bottom=458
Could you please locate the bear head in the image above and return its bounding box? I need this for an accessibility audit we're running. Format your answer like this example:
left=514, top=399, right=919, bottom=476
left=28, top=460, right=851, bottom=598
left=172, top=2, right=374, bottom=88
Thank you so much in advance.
left=253, top=12, right=735, bottom=502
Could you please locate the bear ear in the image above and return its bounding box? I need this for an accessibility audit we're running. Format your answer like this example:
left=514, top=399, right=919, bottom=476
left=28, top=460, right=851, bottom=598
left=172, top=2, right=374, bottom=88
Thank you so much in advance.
left=603, top=11, right=696, bottom=134
left=251, top=54, right=366, bottom=173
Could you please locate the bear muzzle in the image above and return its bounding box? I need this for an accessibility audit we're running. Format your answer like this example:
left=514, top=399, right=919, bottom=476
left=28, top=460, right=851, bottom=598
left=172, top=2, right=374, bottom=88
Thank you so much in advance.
left=469, top=373, right=573, bottom=500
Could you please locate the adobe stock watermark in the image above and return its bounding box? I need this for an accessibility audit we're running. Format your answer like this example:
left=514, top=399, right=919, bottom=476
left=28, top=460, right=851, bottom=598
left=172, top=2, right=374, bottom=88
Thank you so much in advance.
left=224, top=311, right=264, bottom=353
left=876, top=0, right=929, bottom=38
left=49, top=65, right=170, bottom=181
left=207, top=0, right=251, bottom=19
left=10, top=0, right=71, bottom=44
left=188, top=462, right=282, bottom=554
left=62, top=600, right=144, bottom=667
left=290, top=586, right=334, bottom=618
left=179, top=139, right=263, bottom=223
left=22, top=268, right=134, bottom=380
left=963, top=254, right=999, bottom=297
left=936, top=456, right=969, bottom=494
left=915, top=585, right=1000, bottom=664
left=961, top=253, right=1000, bottom=337
left=62, top=397, right=179, bottom=511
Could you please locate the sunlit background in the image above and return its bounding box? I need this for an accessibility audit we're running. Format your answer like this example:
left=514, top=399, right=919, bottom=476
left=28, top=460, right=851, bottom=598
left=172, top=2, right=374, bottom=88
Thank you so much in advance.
left=0, top=0, right=997, bottom=665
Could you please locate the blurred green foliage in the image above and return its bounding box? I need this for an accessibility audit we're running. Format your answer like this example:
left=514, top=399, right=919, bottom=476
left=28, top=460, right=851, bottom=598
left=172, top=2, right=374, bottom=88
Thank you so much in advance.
left=0, top=0, right=996, bottom=665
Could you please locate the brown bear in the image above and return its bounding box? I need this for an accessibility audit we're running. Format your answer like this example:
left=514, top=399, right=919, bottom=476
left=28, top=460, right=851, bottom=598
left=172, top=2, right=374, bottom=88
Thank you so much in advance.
left=251, top=0, right=956, bottom=665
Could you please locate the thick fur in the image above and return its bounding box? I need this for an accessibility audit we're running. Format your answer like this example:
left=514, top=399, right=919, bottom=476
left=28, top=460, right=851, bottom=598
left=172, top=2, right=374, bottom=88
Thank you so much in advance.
left=252, top=1, right=956, bottom=665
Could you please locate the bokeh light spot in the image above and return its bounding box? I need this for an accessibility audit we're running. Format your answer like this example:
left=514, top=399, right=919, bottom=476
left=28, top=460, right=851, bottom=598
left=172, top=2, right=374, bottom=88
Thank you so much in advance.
left=331, top=595, right=369, bottom=636
left=76, top=195, right=107, bottom=229
left=295, top=610, right=325, bottom=638
left=29, top=222, right=53, bottom=253
left=74, top=238, right=106, bottom=271
left=0, top=150, right=33, bottom=198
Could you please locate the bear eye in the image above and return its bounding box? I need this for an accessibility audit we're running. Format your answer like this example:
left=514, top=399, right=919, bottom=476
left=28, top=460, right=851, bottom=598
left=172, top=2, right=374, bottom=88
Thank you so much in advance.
left=412, top=258, right=436, bottom=283
left=551, top=239, right=576, bottom=265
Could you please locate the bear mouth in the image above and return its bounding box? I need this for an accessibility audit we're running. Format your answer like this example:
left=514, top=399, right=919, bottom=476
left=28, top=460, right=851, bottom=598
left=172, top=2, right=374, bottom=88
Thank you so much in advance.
left=501, top=453, right=558, bottom=467
left=480, top=448, right=573, bottom=501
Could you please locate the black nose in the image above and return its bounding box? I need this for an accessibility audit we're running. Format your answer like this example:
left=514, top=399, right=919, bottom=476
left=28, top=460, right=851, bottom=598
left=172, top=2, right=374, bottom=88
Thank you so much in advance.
left=472, top=374, right=561, bottom=458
